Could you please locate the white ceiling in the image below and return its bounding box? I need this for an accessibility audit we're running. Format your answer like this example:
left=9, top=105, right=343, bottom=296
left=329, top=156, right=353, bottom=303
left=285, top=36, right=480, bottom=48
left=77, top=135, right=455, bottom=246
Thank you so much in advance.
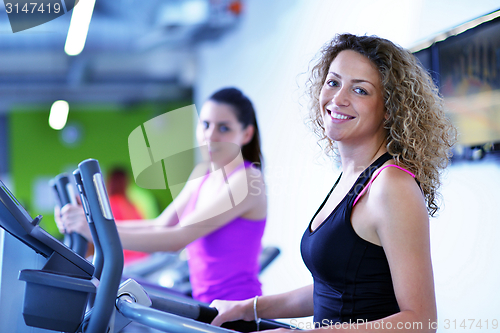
left=0, top=0, right=242, bottom=109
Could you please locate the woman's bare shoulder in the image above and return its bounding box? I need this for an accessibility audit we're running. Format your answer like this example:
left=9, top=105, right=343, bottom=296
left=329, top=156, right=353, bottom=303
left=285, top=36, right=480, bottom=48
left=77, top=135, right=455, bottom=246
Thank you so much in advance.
left=368, top=163, right=427, bottom=226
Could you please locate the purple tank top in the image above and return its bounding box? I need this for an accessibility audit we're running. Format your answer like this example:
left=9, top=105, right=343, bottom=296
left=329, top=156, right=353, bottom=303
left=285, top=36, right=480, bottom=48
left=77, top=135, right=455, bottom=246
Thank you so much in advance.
left=183, top=161, right=265, bottom=303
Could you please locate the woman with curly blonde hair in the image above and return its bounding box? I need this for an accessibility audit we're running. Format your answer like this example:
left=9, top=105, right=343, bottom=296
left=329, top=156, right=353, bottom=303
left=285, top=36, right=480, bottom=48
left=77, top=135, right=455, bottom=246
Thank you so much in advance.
left=306, top=33, right=456, bottom=217
left=211, top=34, right=456, bottom=332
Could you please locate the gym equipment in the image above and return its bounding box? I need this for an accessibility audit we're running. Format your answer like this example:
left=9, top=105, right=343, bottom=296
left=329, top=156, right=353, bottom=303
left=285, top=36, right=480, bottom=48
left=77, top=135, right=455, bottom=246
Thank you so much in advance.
left=0, top=177, right=95, bottom=332
left=0, top=159, right=293, bottom=333
left=50, top=173, right=88, bottom=257
left=74, top=159, right=290, bottom=332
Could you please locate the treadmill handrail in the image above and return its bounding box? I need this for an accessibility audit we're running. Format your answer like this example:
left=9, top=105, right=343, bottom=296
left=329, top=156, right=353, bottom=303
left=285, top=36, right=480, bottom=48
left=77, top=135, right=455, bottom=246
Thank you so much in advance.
left=148, top=293, right=295, bottom=331
left=73, top=169, right=103, bottom=281
left=116, top=296, right=235, bottom=333
left=78, top=159, right=124, bottom=333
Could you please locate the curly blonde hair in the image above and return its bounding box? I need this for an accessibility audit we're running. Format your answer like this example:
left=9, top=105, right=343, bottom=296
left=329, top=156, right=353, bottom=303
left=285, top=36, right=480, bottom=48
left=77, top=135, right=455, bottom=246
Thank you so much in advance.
left=306, top=34, right=457, bottom=216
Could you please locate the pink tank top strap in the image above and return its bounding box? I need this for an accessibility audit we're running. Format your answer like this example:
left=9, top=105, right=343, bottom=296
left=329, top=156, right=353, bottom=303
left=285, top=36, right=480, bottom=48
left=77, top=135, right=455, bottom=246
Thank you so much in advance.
left=352, top=164, right=416, bottom=207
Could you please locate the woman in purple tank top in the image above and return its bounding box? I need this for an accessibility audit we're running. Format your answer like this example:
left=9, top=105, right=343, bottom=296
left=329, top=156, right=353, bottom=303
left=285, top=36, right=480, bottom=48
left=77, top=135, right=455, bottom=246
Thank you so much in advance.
left=59, top=87, right=268, bottom=303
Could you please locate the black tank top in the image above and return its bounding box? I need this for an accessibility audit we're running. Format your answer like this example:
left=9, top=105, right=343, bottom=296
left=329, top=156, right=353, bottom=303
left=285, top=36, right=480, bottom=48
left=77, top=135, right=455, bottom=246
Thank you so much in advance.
left=300, top=152, right=399, bottom=326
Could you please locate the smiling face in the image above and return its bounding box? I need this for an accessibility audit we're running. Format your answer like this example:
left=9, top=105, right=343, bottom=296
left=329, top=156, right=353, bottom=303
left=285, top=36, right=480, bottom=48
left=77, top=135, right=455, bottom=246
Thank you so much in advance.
left=196, top=100, right=254, bottom=165
left=320, top=50, right=387, bottom=147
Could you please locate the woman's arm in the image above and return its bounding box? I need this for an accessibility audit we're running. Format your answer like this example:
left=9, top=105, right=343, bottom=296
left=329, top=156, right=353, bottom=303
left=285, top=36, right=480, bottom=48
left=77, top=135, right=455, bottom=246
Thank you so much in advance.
left=60, top=182, right=194, bottom=240
left=118, top=168, right=265, bottom=253
left=365, top=168, right=437, bottom=332
left=210, top=284, right=314, bottom=327
left=61, top=165, right=204, bottom=239
left=116, top=179, right=196, bottom=229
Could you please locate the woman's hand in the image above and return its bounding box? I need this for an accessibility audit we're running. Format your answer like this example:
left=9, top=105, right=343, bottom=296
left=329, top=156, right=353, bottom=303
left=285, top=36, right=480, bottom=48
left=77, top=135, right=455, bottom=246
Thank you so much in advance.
left=209, top=298, right=254, bottom=327
left=60, top=203, right=92, bottom=241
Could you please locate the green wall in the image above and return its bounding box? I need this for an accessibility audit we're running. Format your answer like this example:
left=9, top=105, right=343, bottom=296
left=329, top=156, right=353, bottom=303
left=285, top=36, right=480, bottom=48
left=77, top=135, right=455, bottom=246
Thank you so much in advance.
left=10, top=101, right=193, bottom=237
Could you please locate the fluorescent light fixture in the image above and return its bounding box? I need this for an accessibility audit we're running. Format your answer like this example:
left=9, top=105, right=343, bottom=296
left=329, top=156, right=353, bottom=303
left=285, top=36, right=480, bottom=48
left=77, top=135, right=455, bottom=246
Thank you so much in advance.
left=49, top=100, right=69, bottom=130
left=64, top=0, right=96, bottom=56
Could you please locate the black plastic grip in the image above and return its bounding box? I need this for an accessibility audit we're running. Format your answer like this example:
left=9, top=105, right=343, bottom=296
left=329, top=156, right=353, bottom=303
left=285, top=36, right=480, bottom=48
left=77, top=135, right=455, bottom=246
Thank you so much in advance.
left=54, top=174, right=74, bottom=207
left=53, top=173, right=88, bottom=257
left=198, top=304, right=219, bottom=323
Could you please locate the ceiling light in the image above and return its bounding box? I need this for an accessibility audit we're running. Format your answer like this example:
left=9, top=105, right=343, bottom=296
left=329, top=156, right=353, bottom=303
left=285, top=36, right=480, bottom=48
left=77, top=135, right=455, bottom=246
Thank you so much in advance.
left=64, top=0, right=96, bottom=56
left=49, top=100, right=69, bottom=130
